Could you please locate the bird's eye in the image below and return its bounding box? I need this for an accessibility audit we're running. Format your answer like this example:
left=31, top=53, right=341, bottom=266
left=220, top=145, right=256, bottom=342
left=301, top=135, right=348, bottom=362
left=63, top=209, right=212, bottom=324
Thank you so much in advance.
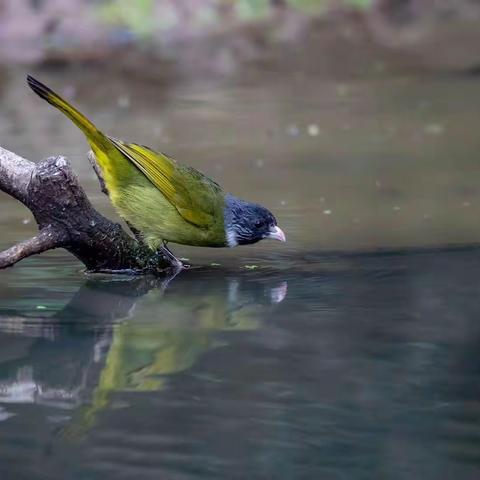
left=255, top=220, right=263, bottom=228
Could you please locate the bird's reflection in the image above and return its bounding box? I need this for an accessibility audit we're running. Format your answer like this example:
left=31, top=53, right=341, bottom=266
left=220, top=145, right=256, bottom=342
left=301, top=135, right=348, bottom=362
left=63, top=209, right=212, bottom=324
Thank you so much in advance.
left=0, top=269, right=287, bottom=434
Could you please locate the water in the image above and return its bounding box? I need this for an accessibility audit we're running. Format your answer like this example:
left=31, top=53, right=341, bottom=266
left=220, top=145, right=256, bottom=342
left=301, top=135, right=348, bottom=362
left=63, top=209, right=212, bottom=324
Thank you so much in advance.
left=1, top=67, right=480, bottom=478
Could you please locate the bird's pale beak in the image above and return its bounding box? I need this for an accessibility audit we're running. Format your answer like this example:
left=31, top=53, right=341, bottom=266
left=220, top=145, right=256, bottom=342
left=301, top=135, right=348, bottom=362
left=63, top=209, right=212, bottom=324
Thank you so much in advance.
left=267, top=226, right=286, bottom=242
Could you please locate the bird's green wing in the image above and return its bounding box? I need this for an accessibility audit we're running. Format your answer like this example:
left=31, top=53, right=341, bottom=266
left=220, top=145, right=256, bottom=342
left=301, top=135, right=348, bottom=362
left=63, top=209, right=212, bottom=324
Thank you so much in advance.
left=110, top=139, right=221, bottom=228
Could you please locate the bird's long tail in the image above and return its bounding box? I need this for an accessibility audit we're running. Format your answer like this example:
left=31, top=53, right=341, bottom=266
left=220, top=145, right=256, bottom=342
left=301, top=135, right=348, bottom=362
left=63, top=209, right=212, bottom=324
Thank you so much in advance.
left=27, top=75, right=110, bottom=151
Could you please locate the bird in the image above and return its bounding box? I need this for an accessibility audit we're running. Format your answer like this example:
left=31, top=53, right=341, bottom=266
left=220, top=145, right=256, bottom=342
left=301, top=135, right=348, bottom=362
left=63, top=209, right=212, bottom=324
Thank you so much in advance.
left=26, top=76, right=286, bottom=266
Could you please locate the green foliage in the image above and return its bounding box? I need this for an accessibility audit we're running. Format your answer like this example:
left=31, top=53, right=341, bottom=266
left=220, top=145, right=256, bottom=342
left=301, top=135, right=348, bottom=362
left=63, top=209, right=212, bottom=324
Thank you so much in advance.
left=235, top=0, right=270, bottom=20
left=344, top=0, right=373, bottom=9
left=97, top=0, right=155, bottom=37
left=96, top=0, right=375, bottom=38
left=287, top=0, right=373, bottom=13
left=287, top=0, right=329, bottom=14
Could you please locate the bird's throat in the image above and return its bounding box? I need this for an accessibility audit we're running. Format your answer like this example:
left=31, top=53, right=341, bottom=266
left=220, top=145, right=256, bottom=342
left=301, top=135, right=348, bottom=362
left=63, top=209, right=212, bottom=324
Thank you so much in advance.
left=226, top=229, right=238, bottom=248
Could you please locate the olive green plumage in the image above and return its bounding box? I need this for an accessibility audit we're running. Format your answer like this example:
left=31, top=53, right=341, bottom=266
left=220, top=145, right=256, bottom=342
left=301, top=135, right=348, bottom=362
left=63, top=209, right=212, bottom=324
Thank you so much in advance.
left=27, top=75, right=227, bottom=249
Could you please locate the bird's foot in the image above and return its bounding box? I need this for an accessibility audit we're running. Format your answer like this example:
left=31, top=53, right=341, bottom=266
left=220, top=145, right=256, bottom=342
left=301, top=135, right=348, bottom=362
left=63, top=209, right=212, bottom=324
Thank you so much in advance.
left=161, top=242, right=188, bottom=270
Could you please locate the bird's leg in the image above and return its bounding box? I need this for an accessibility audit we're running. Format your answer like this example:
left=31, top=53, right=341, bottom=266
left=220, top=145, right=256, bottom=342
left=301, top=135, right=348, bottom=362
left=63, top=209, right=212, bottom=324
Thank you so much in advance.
left=126, top=221, right=145, bottom=245
left=162, top=240, right=175, bottom=256
left=162, top=241, right=187, bottom=270
left=126, top=223, right=183, bottom=271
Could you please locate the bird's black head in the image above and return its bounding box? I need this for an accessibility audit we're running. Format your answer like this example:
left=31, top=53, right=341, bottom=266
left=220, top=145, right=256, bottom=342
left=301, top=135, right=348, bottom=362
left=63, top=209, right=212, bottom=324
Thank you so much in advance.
left=224, top=195, right=286, bottom=247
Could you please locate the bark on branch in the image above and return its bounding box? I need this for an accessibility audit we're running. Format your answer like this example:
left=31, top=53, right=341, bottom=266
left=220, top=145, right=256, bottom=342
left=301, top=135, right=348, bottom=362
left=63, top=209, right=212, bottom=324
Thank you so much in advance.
left=0, top=226, right=65, bottom=269
left=0, top=146, right=176, bottom=273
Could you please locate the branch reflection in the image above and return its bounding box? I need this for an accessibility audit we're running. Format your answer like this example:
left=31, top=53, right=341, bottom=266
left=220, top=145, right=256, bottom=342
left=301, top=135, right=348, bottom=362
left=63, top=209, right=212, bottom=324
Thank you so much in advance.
left=0, top=269, right=288, bottom=435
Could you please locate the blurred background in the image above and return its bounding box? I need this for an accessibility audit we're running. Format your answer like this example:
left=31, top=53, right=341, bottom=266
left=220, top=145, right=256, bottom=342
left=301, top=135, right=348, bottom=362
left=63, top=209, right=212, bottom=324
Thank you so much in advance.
left=2, top=2, right=480, bottom=480
left=2, top=0, right=480, bottom=74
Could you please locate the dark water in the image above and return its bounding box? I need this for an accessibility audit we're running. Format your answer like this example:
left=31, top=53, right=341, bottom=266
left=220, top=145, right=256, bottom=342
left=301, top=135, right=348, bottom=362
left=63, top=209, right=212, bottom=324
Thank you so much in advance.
left=1, top=67, right=480, bottom=478
left=1, top=249, right=480, bottom=479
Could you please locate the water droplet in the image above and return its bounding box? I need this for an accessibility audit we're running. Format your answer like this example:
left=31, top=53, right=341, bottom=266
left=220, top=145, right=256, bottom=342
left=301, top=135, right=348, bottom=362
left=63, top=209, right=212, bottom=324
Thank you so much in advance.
left=117, top=95, right=131, bottom=109
left=424, top=123, right=445, bottom=136
left=307, top=124, right=320, bottom=136
left=286, top=124, right=300, bottom=136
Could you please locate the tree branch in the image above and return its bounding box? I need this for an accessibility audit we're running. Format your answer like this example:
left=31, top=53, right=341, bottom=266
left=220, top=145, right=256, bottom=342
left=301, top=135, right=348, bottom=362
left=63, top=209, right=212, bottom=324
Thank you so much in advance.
left=0, top=145, right=177, bottom=273
left=88, top=150, right=108, bottom=196
left=0, top=147, right=33, bottom=204
left=0, top=226, right=65, bottom=269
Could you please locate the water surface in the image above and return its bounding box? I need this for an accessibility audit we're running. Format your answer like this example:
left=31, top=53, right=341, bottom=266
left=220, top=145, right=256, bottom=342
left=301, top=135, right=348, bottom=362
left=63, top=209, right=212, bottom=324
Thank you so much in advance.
left=1, top=67, right=480, bottom=478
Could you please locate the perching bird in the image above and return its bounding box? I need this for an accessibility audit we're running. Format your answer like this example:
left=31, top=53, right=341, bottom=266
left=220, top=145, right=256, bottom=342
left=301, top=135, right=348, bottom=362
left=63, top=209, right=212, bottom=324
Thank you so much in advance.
left=27, top=76, right=285, bottom=264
